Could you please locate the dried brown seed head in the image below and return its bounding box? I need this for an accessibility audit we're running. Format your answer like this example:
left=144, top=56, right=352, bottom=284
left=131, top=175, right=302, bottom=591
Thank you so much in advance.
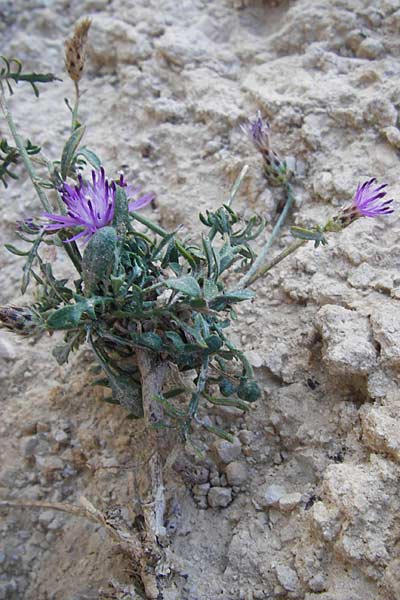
left=65, top=18, right=91, bottom=83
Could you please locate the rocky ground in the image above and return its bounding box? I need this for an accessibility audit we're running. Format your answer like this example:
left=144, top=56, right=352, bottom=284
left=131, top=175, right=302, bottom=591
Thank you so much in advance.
left=1, top=0, right=400, bottom=598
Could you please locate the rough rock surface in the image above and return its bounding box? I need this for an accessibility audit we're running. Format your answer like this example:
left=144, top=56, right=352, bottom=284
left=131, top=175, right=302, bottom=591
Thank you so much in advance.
left=1, top=0, right=400, bottom=599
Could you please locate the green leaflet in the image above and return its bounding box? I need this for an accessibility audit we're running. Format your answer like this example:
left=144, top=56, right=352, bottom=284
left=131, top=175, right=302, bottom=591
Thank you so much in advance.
left=165, top=275, right=201, bottom=298
left=60, top=125, right=85, bottom=180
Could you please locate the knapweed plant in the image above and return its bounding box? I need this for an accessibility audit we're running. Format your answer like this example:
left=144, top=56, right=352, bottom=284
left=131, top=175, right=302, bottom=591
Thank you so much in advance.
left=0, top=20, right=395, bottom=598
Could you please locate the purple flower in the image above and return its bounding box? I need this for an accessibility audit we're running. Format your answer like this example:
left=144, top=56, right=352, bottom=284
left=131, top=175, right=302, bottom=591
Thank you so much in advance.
left=352, top=178, right=394, bottom=217
left=331, top=177, right=395, bottom=229
left=241, top=111, right=270, bottom=153
left=43, top=168, right=155, bottom=243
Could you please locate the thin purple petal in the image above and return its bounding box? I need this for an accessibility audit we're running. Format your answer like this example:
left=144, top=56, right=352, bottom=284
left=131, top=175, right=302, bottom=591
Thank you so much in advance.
left=129, top=192, right=155, bottom=212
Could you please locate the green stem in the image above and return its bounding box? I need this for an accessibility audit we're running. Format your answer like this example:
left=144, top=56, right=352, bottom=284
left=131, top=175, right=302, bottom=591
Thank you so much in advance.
left=208, top=164, right=249, bottom=242
left=71, top=81, right=80, bottom=132
left=0, top=87, right=82, bottom=274
left=0, top=88, right=52, bottom=212
left=239, top=182, right=295, bottom=288
left=183, top=357, right=209, bottom=436
left=131, top=211, right=197, bottom=268
left=244, top=238, right=307, bottom=286
left=227, top=164, right=249, bottom=208
left=56, top=231, right=82, bottom=273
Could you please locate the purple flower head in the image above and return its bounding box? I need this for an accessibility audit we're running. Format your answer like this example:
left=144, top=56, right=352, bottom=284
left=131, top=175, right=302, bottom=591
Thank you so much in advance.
left=352, top=178, right=394, bottom=218
left=332, top=177, right=395, bottom=229
left=241, top=111, right=270, bottom=153
left=43, top=168, right=155, bottom=243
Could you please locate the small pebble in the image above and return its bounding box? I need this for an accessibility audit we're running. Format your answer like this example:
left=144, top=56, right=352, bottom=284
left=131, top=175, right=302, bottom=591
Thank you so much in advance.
left=357, top=37, right=384, bottom=59
left=238, top=430, right=254, bottom=445
left=275, top=564, right=301, bottom=593
left=308, top=573, right=328, bottom=592
left=211, top=437, right=241, bottom=464
left=225, top=461, right=248, bottom=486
left=53, top=430, right=69, bottom=445
left=208, top=487, right=232, bottom=508
left=278, top=492, right=302, bottom=512
left=36, top=422, right=51, bottom=433
left=195, top=496, right=208, bottom=510
left=263, top=484, right=287, bottom=508
left=192, top=483, right=210, bottom=496
left=20, top=437, right=38, bottom=458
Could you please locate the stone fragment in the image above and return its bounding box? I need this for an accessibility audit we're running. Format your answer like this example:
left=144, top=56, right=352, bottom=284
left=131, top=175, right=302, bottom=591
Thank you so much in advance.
left=225, top=462, right=248, bottom=486
left=211, top=437, right=241, bottom=464
left=275, top=564, right=301, bottom=593
left=278, top=492, right=302, bottom=512
left=370, top=305, right=400, bottom=368
left=36, top=422, right=51, bottom=433
left=192, top=483, right=210, bottom=496
left=361, top=406, right=400, bottom=462
left=238, top=430, right=254, bottom=446
left=21, top=422, right=37, bottom=436
left=53, top=429, right=69, bottom=445
left=38, top=510, right=55, bottom=529
left=207, top=487, right=232, bottom=508
left=308, top=573, right=328, bottom=592
left=384, top=126, right=400, bottom=149
left=311, top=501, right=341, bottom=542
left=20, top=436, right=38, bottom=458
left=364, top=97, right=398, bottom=128
left=146, top=97, right=186, bottom=122
left=89, top=16, right=152, bottom=68
left=210, top=475, right=220, bottom=486
left=37, top=456, right=64, bottom=482
left=316, top=305, right=377, bottom=375
left=357, top=38, right=384, bottom=59
left=0, top=336, right=16, bottom=360
left=261, top=484, right=287, bottom=508
left=195, top=496, right=208, bottom=509
left=246, top=350, right=263, bottom=368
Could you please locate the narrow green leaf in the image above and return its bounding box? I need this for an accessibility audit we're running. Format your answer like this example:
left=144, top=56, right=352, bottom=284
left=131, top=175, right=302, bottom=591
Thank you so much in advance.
left=202, top=423, right=234, bottom=442
left=21, top=236, right=42, bottom=294
left=60, top=125, right=85, bottom=180
left=4, top=244, right=30, bottom=256
left=76, top=147, right=101, bottom=170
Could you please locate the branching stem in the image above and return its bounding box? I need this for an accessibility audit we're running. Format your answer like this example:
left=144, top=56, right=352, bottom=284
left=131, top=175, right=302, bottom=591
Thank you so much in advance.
left=239, top=182, right=295, bottom=288
left=0, top=88, right=51, bottom=212
left=245, top=238, right=307, bottom=286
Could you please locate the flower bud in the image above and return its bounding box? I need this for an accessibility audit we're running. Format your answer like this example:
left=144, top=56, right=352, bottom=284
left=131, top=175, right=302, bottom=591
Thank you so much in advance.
left=0, top=306, right=41, bottom=336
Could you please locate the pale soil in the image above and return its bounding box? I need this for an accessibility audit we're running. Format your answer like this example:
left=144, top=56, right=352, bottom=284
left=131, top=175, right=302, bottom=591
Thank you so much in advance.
left=1, top=0, right=400, bottom=599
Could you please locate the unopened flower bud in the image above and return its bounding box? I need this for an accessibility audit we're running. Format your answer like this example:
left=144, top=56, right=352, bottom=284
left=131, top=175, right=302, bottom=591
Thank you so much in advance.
left=242, top=111, right=292, bottom=186
left=16, top=218, right=41, bottom=235
left=0, top=306, right=41, bottom=336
